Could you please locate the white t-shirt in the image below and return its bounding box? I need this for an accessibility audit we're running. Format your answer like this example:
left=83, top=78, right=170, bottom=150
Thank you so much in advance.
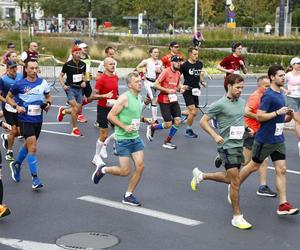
left=285, top=71, right=300, bottom=98
left=145, top=58, right=163, bottom=80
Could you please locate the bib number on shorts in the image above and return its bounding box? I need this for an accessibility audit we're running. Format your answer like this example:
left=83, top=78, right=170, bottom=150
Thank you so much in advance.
left=275, top=123, right=284, bottom=136
left=27, top=105, right=41, bottom=116
left=192, top=88, right=201, bottom=96
left=106, top=99, right=116, bottom=107
left=5, top=103, right=17, bottom=113
left=229, top=126, right=245, bottom=140
left=168, top=93, right=178, bottom=102
left=73, top=74, right=83, bottom=83
left=131, top=119, right=140, bottom=131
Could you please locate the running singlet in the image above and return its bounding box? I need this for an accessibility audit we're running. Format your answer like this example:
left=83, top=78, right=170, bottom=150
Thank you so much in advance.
left=115, top=91, right=142, bottom=140
left=255, top=88, right=285, bottom=144
left=157, top=67, right=181, bottom=104
left=285, top=71, right=300, bottom=98
left=145, top=59, right=162, bottom=81
left=180, top=60, right=203, bottom=88
left=61, top=60, right=86, bottom=88
left=220, top=54, right=245, bottom=76
left=95, top=73, right=119, bottom=108
left=10, top=77, right=50, bottom=123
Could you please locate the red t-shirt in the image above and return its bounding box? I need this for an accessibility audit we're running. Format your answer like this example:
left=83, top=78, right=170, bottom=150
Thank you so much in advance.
left=244, top=87, right=266, bottom=133
left=220, top=54, right=245, bottom=76
left=94, top=73, right=119, bottom=107
left=157, top=67, right=181, bottom=103
left=161, top=52, right=184, bottom=68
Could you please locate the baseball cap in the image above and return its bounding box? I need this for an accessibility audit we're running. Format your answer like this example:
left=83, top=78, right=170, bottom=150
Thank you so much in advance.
left=78, top=43, right=88, bottom=48
left=6, top=60, right=18, bottom=69
left=71, top=47, right=82, bottom=53
left=290, top=57, right=300, bottom=65
left=7, top=42, right=15, bottom=48
left=169, top=41, right=179, bottom=47
left=170, top=55, right=180, bottom=62
left=74, top=39, right=82, bottom=45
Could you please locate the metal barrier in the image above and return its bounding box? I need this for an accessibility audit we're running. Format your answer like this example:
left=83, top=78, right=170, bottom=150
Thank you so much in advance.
left=198, top=70, right=212, bottom=114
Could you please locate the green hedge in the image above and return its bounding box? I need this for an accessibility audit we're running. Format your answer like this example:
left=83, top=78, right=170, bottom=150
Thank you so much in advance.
left=246, top=41, right=300, bottom=55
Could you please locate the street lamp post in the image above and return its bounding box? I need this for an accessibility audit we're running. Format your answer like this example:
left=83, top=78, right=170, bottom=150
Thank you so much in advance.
left=88, top=0, right=92, bottom=37
left=194, top=0, right=198, bottom=33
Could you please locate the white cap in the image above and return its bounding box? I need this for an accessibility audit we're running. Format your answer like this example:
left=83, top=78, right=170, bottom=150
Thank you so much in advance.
left=290, top=57, right=300, bottom=65
left=78, top=43, right=88, bottom=48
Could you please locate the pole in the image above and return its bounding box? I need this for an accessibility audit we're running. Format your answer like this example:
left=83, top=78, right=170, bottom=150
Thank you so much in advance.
left=279, top=0, right=286, bottom=36
left=20, top=4, right=23, bottom=53
left=194, top=0, right=198, bottom=33
left=88, top=0, right=92, bottom=37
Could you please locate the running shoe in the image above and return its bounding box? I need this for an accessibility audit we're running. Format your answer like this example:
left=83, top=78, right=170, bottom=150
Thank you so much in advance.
left=1, top=133, right=8, bottom=150
left=57, top=107, right=65, bottom=122
left=231, top=215, right=252, bottom=230
left=92, top=164, right=106, bottom=184
left=71, top=128, right=82, bottom=137
left=256, top=185, right=277, bottom=197
left=77, top=114, right=87, bottom=123
left=214, top=155, right=223, bottom=168
left=146, top=125, right=155, bottom=141
left=185, top=129, right=198, bottom=138
left=163, top=141, right=177, bottom=149
left=122, top=194, right=141, bottom=206
left=227, top=184, right=232, bottom=205
left=100, top=145, right=108, bottom=159
left=210, top=118, right=218, bottom=129
left=277, top=202, right=299, bottom=215
left=32, top=176, right=43, bottom=189
left=9, top=161, right=21, bottom=182
left=190, top=168, right=203, bottom=191
left=5, top=151, right=14, bottom=161
left=0, top=204, right=11, bottom=218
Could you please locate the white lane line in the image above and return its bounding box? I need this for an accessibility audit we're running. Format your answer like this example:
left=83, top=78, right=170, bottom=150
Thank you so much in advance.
left=78, top=195, right=203, bottom=226
left=0, top=237, right=61, bottom=250
left=268, top=166, right=300, bottom=175
left=43, top=122, right=69, bottom=125
left=41, top=129, right=81, bottom=137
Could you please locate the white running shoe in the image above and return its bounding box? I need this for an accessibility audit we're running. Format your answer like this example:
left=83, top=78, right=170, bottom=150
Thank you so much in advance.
left=100, top=145, right=108, bottom=159
left=231, top=214, right=252, bottom=230
left=190, top=168, right=203, bottom=191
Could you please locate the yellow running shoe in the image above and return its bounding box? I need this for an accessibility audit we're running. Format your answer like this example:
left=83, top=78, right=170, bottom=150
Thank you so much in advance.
left=190, top=168, right=203, bottom=192
left=231, top=215, right=252, bottom=230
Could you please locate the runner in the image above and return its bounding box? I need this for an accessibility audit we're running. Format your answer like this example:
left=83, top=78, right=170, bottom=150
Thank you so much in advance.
left=136, top=47, right=163, bottom=123
left=191, top=74, right=252, bottom=230
left=92, top=57, right=118, bottom=165
left=96, top=47, right=117, bottom=78
left=0, top=60, right=23, bottom=161
left=57, top=47, right=86, bottom=136
left=6, top=59, right=52, bottom=189
left=180, top=47, right=206, bottom=138
left=239, top=64, right=299, bottom=216
left=20, top=42, right=39, bottom=78
left=284, top=57, right=300, bottom=156
left=244, top=75, right=277, bottom=197
left=217, top=42, right=247, bottom=92
left=92, top=71, right=145, bottom=206
left=0, top=119, right=11, bottom=218
left=161, top=41, right=184, bottom=68
left=1, top=42, right=15, bottom=65
left=146, top=55, right=188, bottom=149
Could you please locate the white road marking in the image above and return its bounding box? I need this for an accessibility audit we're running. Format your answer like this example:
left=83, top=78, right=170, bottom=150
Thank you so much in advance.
left=268, top=166, right=300, bottom=175
left=0, top=238, right=61, bottom=250
left=77, top=195, right=203, bottom=226
left=41, top=129, right=81, bottom=137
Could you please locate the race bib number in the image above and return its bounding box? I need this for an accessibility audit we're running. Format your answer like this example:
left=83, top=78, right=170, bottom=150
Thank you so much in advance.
left=106, top=99, right=116, bottom=107
left=275, top=123, right=284, bottom=136
left=5, top=103, right=17, bottom=113
left=192, top=88, right=201, bottom=96
left=27, top=105, right=41, bottom=116
left=290, top=86, right=300, bottom=96
left=131, top=119, right=140, bottom=131
left=229, top=126, right=245, bottom=140
left=73, top=74, right=83, bottom=83
left=168, top=94, right=178, bottom=102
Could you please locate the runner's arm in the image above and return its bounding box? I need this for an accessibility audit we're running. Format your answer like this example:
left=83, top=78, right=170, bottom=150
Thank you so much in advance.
left=200, top=114, right=224, bottom=144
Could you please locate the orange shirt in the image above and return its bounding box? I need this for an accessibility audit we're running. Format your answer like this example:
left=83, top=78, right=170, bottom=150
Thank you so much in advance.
left=161, top=52, right=184, bottom=68
left=244, top=87, right=266, bottom=133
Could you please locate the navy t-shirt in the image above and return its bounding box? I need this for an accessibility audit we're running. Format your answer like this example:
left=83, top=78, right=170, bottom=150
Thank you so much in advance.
left=255, top=88, right=285, bottom=144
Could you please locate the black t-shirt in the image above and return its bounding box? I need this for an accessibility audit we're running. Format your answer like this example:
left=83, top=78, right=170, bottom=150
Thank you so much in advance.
left=180, top=60, right=203, bottom=88
left=61, top=60, right=86, bottom=87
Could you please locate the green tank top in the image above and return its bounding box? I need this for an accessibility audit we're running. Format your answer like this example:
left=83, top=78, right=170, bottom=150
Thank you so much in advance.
left=115, top=91, right=142, bottom=140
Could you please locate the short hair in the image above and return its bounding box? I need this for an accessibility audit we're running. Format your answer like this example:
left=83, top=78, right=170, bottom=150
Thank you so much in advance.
left=257, top=75, right=269, bottom=86
left=232, top=42, right=242, bottom=52
left=105, top=46, right=114, bottom=54
left=126, top=71, right=139, bottom=85
left=268, top=64, right=284, bottom=81
left=149, top=47, right=158, bottom=54
left=188, top=47, right=198, bottom=54
left=226, top=74, right=244, bottom=86
left=25, top=59, right=38, bottom=68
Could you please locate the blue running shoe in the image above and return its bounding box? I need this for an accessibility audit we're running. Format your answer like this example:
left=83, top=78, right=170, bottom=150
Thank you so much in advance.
left=32, top=177, right=43, bottom=189
left=185, top=129, right=198, bottom=138
left=122, top=194, right=141, bottom=206
left=92, top=164, right=106, bottom=184
left=9, top=161, right=21, bottom=182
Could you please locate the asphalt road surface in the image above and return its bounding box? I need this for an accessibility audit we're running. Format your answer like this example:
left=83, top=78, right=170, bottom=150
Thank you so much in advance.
left=0, top=77, right=300, bottom=250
